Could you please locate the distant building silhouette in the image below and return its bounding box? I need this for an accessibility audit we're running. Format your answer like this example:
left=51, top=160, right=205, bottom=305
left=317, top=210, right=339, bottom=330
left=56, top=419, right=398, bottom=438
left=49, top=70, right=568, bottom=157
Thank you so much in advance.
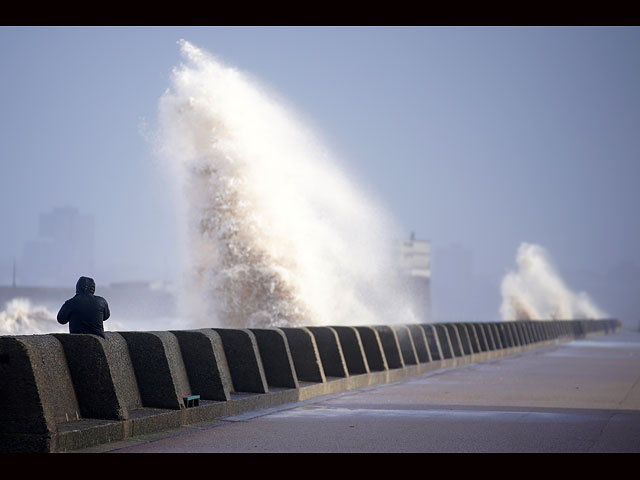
left=20, top=207, right=95, bottom=286
left=399, top=233, right=432, bottom=323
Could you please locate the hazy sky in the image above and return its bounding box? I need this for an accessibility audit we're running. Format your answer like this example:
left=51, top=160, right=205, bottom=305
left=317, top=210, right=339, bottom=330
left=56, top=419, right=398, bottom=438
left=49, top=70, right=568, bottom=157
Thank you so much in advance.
left=1, top=26, right=639, bottom=321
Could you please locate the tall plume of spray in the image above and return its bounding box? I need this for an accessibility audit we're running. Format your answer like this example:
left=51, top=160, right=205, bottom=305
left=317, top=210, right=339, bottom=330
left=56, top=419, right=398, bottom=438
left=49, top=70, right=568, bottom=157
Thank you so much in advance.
left=156, top=40, right=418, bottom=329
left=500, top=242, right=607, bottom=321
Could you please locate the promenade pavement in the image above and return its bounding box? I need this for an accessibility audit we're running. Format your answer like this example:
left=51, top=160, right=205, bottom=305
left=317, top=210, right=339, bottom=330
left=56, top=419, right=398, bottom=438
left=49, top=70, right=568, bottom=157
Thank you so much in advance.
left=81, top=330, right=640, bottom=453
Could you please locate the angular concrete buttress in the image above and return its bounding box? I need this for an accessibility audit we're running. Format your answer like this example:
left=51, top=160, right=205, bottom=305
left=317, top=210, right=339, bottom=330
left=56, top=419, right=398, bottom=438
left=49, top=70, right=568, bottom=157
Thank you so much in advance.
left=52, top=332, right=142, bottom=421
left=278, top=327, right=326, bottom=383
left=212, top=328, right=269, bottom=394
left=442, top=324, right=464, bottom=357
left=249, top=328, right=299, bottom=389
left=330, top=326, right=370, bottom=375
left=306, top=327, right=349, bottom=378
left=0, top=335, right=80, bottom=450
left=392, top=325, right=419, bottom=365
left=119, top=331, right=192, bottom=409
left=404, top=324, right=432, bottom=363
left=456, top=324, right=474, bottom=356
left=420, top=324, right=443, bottom=361
left=371, top=326, right=404, bottom=369
left=171, top=329, right=233, bottom=401
left=353, top=326, right=388, bottom=372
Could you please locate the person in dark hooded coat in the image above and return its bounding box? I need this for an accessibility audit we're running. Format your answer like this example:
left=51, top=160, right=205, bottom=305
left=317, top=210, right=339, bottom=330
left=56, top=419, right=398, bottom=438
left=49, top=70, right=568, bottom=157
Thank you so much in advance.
left=57, top=276, right=111, bottom=338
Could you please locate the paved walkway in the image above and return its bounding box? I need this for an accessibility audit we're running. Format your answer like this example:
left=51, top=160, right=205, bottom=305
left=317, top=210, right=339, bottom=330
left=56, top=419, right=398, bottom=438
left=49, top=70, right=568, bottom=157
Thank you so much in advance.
left=86, top=330, right=640, bottom=453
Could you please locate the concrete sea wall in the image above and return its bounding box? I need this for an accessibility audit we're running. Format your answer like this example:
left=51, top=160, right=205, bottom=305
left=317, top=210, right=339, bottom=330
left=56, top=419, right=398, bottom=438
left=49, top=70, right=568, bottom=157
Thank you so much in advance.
left=0, top=319, right=620, bottom=453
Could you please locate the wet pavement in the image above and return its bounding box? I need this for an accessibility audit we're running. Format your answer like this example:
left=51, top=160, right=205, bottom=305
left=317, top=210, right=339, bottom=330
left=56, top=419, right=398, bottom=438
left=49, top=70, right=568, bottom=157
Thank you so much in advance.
left=85, top=330, right=640, bottom=453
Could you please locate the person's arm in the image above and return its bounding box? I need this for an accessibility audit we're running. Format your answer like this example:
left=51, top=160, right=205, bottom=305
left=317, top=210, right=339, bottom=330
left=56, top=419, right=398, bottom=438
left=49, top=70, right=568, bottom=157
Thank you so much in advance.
left=101, top=298, right=110, bottom=322
left=57, top=301, right=71, bottom=325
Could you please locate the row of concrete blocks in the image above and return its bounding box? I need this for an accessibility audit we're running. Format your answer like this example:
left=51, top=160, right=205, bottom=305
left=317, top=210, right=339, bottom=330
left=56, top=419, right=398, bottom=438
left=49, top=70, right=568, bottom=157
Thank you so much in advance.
left=0, top=318, right=620, bottom=452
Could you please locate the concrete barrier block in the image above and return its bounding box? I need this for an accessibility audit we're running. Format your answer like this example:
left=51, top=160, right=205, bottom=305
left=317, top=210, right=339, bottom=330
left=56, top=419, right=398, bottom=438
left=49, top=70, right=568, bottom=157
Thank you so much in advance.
left=52, top=332, right=141, bottom=421
left=488, top=323, right=500, bottom=348
left=521, top=322, right=533, bottom=344
left=307, top=327, right=349, bottom=378
left=249, top=328, right=299, bottom=388
left=505, top=322, right=519, bottom=347
left=540, top=321, right=550, bottom=341
left=212, top=328, right=269, bottom=394
left=171, top=329, right=233, bottom=401
left=493, top=323, right=506, bottom=349
left=548, top=321, right=558, bottom=339
left=496, top=323, right=509, bottom=348
left=515, top=322, right=529, bottom=345
left=572, top=320, right=585, bottom=338
left=330, top=326, right=370, bottom=375
left=0, top=335, right=80, bottom=439
left=504, top=322, right=520, bottom=347
left=474, top=324, right=490, bottom=351
left=524, top=322, right=535, bottom=342
left=530, top=322, right=542, bottom=342
left=460, top=324, right=480, bottom=354
left=371, top=326, right=404, bottom=369
left=420, top=324, right=443, bottom=361
left=536, top=321, right=546, bottom=340
left=456, top=324, right=474, bottom=356
left=516, top=322, right=528, bottom=344
left=541, top=322, right=552, bottom=340
left=353, top=326, right=388, bottom=372
left=485, top=323, right=499, bottom=349
left=392, top=325, right=418, bottom=365
left=119, top=331, right=192, bottom=409
left=278, top=327, right=326, bottom=383
left=476, top=322, right=496, bottom=352
left=544, top=321, right=553, bottom=340
left=527, top=322, right=537, bottom=343
left=443, top=324, right=464, bottom=357
left=557, top=321, right=567, bottom=338
left=404, top=324, right=432, bottom=363
left=433, top=324, right=454, bottom=359
left=471, top=324, right=489, bottom=352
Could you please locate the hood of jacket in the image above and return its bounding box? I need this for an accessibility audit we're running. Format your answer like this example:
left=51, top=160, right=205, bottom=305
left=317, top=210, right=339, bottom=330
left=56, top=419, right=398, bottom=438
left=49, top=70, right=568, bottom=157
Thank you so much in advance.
left=76, top=276, right=96, bottom=295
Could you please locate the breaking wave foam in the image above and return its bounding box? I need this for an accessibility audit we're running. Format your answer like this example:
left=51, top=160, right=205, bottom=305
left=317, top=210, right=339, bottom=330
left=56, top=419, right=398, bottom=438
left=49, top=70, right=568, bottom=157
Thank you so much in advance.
left=500, top=242, right=607, bottom=321
left=156, top=40, right=418, bottom=329
left=0, top=298, right=64, bottom=335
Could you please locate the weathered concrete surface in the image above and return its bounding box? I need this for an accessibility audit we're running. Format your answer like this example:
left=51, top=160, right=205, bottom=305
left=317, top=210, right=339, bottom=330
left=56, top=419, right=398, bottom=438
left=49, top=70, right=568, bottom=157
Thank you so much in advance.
left=330, top=326, right=369, bottom=375
left=119, top=331, right=192, bottom=409
left=52, top=332, right=141, bottom=420
left=392, top=325, right=419, bottom=366
left=278, top=327, right=326, bottom=383
left=171, top=329, right=233, bottom=401
left=353, top=326, right=387, bottom=372
left=306, top=327, right=348, bottom=378
left=404, top=324, right=431, bottom=363
left=371, top=326, right=404, bottom=369
left=249, top=328, right=298, bottom=389
left=212, top=329, right=268, bottom=394
left=420, top=324, right=442, bottom=361
left=0, top=335, right=80, bottom=452
left=100, top=330, right=640, bottom=453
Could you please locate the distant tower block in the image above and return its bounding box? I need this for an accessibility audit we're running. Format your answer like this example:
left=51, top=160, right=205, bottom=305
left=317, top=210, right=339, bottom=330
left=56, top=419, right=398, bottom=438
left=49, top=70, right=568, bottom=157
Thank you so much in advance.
left=21, top=207, right=95, bottom=286
left=399, top=233, right=432, bottom=323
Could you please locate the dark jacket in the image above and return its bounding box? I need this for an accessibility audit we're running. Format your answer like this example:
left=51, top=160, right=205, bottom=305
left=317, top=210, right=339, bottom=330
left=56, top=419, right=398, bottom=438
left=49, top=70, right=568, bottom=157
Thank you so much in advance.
left=57, top=276, right=110, bottom=338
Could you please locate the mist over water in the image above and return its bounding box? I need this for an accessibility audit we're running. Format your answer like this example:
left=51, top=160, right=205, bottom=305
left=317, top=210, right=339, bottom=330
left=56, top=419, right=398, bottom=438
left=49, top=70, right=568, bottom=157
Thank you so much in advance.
left=156, top=40, right=418, bottom=329
left=500, top=242, right=607, bottom=321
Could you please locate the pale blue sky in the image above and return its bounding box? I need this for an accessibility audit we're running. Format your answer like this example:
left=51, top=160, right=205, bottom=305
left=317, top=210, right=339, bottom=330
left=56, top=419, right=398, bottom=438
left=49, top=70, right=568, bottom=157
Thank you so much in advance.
left=1, top=26, right=639, bottom=323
